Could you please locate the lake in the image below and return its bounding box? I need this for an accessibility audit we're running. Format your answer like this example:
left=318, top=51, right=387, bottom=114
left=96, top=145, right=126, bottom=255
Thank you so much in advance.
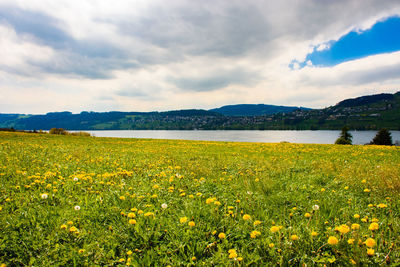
left=75, top=130, right=400, bottom=145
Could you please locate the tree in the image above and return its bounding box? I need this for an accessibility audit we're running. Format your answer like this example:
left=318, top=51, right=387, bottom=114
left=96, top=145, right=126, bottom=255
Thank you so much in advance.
left=335, top=126, right=352, bottom=145
left=370, top=128, right=393, bottom=145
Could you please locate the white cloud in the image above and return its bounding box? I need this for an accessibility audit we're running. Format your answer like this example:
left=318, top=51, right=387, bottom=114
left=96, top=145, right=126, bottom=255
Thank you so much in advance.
left=0, top=0, right=400, bottom=113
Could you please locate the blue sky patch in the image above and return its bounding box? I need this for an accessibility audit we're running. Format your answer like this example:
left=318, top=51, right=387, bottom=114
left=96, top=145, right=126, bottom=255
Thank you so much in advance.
left=292, top=16, right=400, bottom=68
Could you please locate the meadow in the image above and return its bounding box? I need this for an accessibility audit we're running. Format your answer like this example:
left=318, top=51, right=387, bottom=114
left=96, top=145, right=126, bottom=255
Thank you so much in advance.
left=0, top=131, right=399, bottom=266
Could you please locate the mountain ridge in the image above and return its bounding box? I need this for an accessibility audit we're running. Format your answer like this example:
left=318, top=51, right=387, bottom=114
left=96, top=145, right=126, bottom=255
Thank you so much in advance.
left=0, top=91, right=399, bottom=130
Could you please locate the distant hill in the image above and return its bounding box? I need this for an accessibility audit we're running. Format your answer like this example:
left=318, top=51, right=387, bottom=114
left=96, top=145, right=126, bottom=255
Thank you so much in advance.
left=0, top=91, right=399, bottom=130
left=336, top=93, right=395, bottom=107
left=209, top=104, right=311, bottom=116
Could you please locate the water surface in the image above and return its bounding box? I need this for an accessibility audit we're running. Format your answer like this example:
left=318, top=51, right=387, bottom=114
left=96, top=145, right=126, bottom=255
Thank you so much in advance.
left=76, top=130, right=400, bottom=145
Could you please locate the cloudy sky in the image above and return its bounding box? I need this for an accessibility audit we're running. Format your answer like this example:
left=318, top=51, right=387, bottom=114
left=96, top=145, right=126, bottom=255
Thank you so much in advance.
left=1, top=0, right=400, bottom=114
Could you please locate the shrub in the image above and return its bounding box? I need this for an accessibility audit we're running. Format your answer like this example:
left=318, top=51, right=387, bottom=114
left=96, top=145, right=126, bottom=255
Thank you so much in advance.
left=49, top=128, right=68, bottom=135
left=370, top=128, right=393, bottom=146
left=335, top=126, right=352, bottom=145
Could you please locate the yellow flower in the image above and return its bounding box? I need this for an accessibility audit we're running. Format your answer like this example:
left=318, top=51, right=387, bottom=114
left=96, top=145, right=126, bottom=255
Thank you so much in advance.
left=377, top=203, right=387, bottom=208
left=237, top=257, right=243, bottom=261
left=250, top=230, right=261, bottom=238
left=218, top=232, right=226, bottom=239
left=269, top=243, right=275, bottom=248
left=67, top=221, right=74, bottom=225
left=364, top=189, right=370, bottom=193
left=118, top=258, right=125, bottom=262
left=78, top=249, right=85, bottom=253
left=180, top=217, right=188, bottom=223
left=69, top=226, right=78, bottom=232
left=206, top=198, right=214, bottom=204
left=188, top=221, right=195, bottom=227
left=328, top=236, right=339, bottom=245
left=270, top=226, right=280, bottom=233
left=253, top=220, right=262, bottom=226
left=191, top=256, right=196, bottom=261
left=127, top=212, right=136, bottom=218
left=144, top=212, right=154, bottom=217
left=337, top=224, right=350, bottom=234
left=321, top=188, right=325, bottom=192
left=348, top=238, right=355, bottom=245
left=214, top=201, right=221, bottom=206
left=367, top=248, right=375, bottom=256
left=242, top=214, right=251, bottom=220
left=60, top=224, right=67, bottom=230
left=365, top=238, right=376, bottom=247
left=350, top=259, right=356, bottom=265
left=311, top=231, right=318, bottom=237
left=129, top=219, right=137, bottom=225
left=351, top=223, right=360, bottom=230
left=127, top=250, right=133, bottom=255
left=371, top=218, right=379, bottom=223
left=290, top=235, right=299, bottom=241
left=119, top=196, right=126, bottom=200
left=305, top=213, right=311, bottom=218
left=369, top=223, right=379, bottom=231
left=228, top=249, right=237, bottom=258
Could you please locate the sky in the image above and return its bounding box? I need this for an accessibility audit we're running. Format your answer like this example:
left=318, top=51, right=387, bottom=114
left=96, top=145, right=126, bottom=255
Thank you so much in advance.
left=1, top=0, right=400, bottom=114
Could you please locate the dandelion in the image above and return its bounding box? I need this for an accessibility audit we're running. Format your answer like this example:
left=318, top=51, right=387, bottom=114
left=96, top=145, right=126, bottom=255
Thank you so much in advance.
left=74, top=206, right=81, bottom=211
left=291, top=235, right=299, bottom=241
left=365, top=238, right=376, bottom=247
left=328, top=236, right=339, bottom=245
left=206, top=198, right=214, bottom=204
left=188, top=221, right=195, bottom=227
left=127, top=212, right=136, bottom=218
left=41, top=193, right=48, bottom=199
left=367, top=248, right=375, bottom=256
left=269, top=243, right=275, bottom=248
left=69, top=226, right=78, bottom=232
left=354, top=214, right=360, bottom=219
left=250, top=230, right=261, bottom=238
left=369, top=223, right=379, bottom=231
left=351, top=223, right=360, bottom=230
left=377, top=203, right=387, bottom=208
left=119, top=196, right=126, bottom=200
left=161, top=203, right=168, bottom=209
left=218, top=232, right=226, bottom=239
left=311, top=231, right=318, bottom=237
left=129, top=219, right=137, bottom=225
left=338, top=224, right=350, bottom=234
left=305, top=213, right=311, bottom=218
left=191, top=257, right=196, bottom=261
left=364, top=189, right=370, bottom=193
left=270, top=226, right=280, bottom=233
left=144, top=212, right=154, bottom=217
left=350, top=259, right=356, bottom=265
left=348, top=238, right=355, bottom=244
left=180, top=217, right=188, bottom=223
left=228, top=249, right=237, bottom=259
left=127, top=250, right=133, bottom=255
left=67, top=221, right=74, bottom=225
left=73, top=177, right=79, bottom=181
left=242, top=214, right=251, bottom=220
left=253, top=220, right=262, bottom=226
left=78, top=249, right=85, bottom=253
left=312, top=204, right=319, bottom=211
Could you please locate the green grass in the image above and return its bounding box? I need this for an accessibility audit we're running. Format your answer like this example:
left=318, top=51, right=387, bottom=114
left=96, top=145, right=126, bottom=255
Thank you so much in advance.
left=0, top=132, right=399, bottom=266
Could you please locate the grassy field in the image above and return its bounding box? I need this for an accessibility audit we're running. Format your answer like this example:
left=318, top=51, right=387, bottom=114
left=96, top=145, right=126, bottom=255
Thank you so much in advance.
left=0, top=132, right=399, bottom=266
